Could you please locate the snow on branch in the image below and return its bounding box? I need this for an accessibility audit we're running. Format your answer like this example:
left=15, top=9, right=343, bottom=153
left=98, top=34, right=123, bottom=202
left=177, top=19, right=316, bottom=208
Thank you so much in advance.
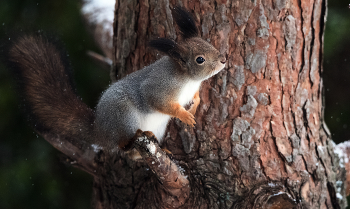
left=334, top=141, right=350, bottom=167
left=335, top=141, right=350, bottom=195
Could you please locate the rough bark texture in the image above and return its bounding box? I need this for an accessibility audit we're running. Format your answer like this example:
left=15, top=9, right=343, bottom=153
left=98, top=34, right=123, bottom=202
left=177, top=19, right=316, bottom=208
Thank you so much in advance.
left=41, top=0, right=348, bottom=208
left=105, top=0, right=347, bottom=208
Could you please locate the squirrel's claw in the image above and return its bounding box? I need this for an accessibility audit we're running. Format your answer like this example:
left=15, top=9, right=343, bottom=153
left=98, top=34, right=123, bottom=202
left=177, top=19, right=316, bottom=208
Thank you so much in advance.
left=179, top=111, right=196, bottom=127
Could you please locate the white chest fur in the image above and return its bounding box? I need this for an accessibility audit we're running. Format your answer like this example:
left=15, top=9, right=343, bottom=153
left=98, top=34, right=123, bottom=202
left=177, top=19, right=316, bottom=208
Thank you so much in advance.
left=139, top=111, right=170, bottom=144
left=138, top=80, right=201, bottom=144
left=178, top=80, right=202, bottom=106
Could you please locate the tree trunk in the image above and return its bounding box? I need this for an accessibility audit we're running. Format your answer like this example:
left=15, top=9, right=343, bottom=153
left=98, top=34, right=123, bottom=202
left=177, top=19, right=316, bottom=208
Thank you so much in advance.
left=50, top=0, right=348, bottom=208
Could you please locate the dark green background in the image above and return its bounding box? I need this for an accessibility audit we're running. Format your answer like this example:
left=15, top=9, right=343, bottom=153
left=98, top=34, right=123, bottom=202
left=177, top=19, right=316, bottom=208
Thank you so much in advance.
left=0, top=1, right=349, bottom=208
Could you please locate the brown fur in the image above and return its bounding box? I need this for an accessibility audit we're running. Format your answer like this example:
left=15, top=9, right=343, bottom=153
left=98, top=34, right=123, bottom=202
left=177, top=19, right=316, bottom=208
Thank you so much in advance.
left=8, top=35, right=95, bottom=143
left=6, top=7, right=225, bottom=153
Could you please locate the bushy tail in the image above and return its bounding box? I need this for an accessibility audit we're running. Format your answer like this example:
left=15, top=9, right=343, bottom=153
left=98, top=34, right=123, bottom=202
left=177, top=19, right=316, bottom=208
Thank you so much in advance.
left=7, top=35, right=95, bottom=142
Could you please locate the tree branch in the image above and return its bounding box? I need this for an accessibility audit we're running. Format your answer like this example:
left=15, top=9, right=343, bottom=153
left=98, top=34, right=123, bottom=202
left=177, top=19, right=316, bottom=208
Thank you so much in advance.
left=41, top=133, right=98, bottom=176
left=87, top=50, right=112, bottom=71
left=133, top=130, right=190, bottom=208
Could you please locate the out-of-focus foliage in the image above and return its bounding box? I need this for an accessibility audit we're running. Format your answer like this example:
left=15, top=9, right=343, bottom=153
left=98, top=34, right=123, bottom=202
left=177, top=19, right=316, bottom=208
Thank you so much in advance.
left=324, top=2, right=350, bottom=145
left=0, top=0, right=349, bottom=208
left=0, top=0, right=109, bottom=208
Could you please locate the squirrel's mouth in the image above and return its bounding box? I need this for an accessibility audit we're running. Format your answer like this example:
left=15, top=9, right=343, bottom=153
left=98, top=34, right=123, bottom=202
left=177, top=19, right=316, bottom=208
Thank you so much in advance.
left=204, top=63, right=226, bottom=80
left=212, top=62, right=226, bottom=75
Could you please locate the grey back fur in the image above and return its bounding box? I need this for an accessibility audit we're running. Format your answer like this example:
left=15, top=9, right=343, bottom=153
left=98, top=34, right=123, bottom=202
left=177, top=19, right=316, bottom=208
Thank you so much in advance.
left=95, top=56, right=188, bottom=146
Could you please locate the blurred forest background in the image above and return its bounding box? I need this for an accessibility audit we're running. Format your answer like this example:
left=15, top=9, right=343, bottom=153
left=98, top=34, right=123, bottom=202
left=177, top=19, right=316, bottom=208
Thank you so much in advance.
left=0, top=0, right=349, bottom=208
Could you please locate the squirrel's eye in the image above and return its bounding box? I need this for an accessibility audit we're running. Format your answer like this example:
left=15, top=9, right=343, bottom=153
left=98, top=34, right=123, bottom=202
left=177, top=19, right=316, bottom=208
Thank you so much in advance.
left=196, top=57, right=205, bottom=64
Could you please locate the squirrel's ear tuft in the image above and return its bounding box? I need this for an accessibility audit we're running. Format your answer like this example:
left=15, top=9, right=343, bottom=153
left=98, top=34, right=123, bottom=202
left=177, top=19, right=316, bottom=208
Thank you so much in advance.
left=172, top=7, right=199, bottom=39
left=149, top=38, right=182, bottom=60
left=149, top=38, right=187, bottom=67
left=149, top=38, right=176, bottom=54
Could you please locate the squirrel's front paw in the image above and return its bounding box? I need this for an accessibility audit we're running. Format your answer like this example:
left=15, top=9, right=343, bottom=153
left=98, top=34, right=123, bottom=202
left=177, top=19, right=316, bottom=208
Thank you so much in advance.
left=178, top=111, right=196, bottom=127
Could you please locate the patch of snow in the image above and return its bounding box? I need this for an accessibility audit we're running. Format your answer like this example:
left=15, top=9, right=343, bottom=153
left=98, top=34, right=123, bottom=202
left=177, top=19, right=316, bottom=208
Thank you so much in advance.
left=269, top=191, right=297, bottom=202
left=336, top=180, right=344, bottom=200
left=334, top=141, right=350, bottom=168
left=82, top=0, right=114, bottom=24
left=81, top=0, right=114, bottom=46
left=270, top=191, right=285, bottom=197
left=336, top=192, right=343, bottom=200
left=268, top=182, right=277, bottom=187
left=336, top=180, right=343, bottom=186
left=147, top=143, right=156, bottom=155
left=91, top=144, right=102, bottom=152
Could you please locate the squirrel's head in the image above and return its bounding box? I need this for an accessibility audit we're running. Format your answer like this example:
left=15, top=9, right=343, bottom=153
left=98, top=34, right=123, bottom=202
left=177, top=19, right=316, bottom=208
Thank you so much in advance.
left=149, top=7, right=226, bottom=81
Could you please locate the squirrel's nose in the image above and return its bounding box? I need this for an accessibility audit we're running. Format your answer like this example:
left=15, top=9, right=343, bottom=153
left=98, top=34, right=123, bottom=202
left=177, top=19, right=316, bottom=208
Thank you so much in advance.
left=219, top=55, right=226, bottom=64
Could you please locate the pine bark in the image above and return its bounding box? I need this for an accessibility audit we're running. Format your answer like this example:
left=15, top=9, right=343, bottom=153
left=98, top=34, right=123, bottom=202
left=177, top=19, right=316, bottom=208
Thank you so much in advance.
left=68, top=0, right=349, bottom=208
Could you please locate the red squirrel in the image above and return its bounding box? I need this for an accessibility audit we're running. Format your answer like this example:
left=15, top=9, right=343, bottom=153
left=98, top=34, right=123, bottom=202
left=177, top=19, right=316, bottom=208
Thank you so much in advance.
left=6, top=7, right=226, bottom=152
